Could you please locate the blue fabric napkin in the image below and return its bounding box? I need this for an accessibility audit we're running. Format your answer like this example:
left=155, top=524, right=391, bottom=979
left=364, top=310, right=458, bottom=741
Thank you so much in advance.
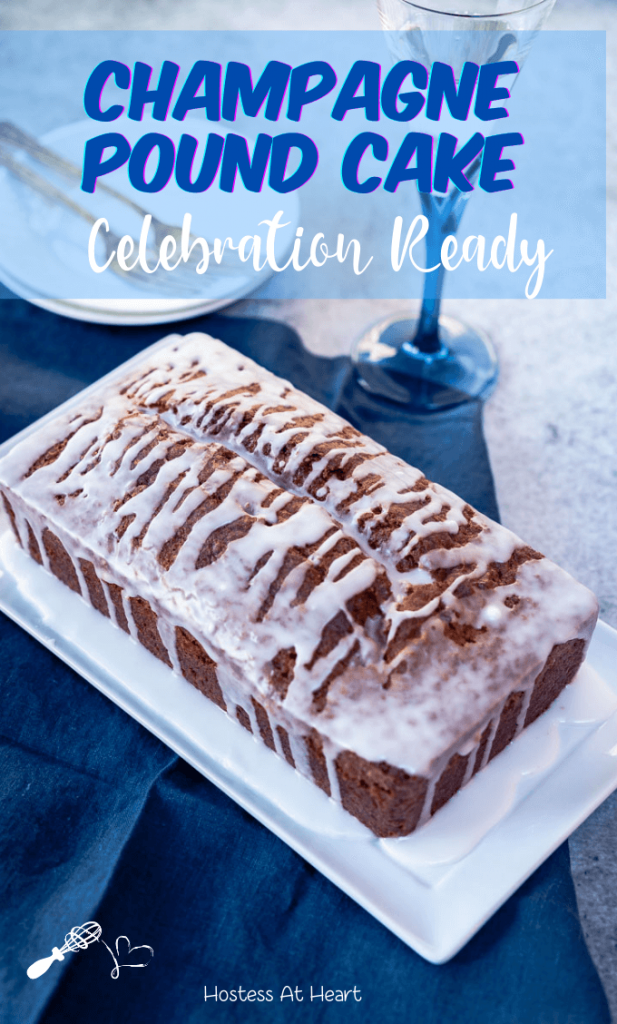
left=0, top=300, right=609, bottom=1024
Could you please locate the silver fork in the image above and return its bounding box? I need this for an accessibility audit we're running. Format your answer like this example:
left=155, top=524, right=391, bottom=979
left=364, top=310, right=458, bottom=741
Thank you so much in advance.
left=0, top=120, right=243, bottom=274
left=0, top=142, right=211, bottom=297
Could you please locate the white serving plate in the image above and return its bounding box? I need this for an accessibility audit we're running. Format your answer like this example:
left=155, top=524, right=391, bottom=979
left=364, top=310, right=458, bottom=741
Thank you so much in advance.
left=1, top=340, right=617, bottom=963
left=0, top=119, right=300, bottom=324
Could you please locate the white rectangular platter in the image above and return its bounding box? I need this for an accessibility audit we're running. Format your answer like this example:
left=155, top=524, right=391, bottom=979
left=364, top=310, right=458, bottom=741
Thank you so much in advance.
left=1, top=339, right=617, bottom=964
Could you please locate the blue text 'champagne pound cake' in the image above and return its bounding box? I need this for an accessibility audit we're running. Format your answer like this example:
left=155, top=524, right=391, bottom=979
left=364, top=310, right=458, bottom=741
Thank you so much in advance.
left=0, top=334, right=598, bottom=836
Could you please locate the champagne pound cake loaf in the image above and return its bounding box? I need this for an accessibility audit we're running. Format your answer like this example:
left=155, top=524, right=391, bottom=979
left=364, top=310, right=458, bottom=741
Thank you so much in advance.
left=0, top=333, right=598, bottom=837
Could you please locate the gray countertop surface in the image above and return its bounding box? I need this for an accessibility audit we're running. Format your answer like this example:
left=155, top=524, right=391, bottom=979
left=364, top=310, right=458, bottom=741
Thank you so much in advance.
left=1, top=0, right=616, bottom=1015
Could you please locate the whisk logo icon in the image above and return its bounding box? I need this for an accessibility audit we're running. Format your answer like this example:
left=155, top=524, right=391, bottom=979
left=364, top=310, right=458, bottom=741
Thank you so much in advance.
left=27, top=922, right=102, bottom=979
left=26, top=921, right=154, bottom=981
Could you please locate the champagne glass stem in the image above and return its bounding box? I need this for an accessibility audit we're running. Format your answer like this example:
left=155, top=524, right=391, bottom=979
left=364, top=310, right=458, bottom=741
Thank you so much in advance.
left=412, top=184, right=473, bottom=354
left=414, top=196, right=448, bottom=352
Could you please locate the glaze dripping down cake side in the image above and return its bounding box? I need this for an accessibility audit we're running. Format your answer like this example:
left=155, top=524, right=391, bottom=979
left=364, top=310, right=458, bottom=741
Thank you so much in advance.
left=0, top=333, right=598, bottom=838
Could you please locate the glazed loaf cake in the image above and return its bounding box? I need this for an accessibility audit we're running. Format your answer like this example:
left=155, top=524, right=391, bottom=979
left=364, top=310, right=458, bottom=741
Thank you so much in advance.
left=0, top=333, right=598, bottom=837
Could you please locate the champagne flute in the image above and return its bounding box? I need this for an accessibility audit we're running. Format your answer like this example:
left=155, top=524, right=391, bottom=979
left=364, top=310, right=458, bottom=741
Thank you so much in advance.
left=352, top=0, right=556, bottom=409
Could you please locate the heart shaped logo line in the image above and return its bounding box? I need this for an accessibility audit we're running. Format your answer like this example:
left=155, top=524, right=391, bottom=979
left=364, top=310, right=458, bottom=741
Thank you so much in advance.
left=114, top=935, right=154, bottom=969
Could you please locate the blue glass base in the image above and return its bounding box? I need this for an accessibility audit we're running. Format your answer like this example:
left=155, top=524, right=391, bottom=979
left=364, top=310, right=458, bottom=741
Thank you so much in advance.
left=352, top=313, right=499, bottom=411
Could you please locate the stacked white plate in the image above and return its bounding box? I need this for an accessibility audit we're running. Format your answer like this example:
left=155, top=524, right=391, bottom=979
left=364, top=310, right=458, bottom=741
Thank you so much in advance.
left=0, top=118, right=300, bottom=325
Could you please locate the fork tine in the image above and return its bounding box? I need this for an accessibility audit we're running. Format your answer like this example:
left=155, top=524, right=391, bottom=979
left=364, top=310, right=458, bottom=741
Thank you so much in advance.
left=0, top=120, right=242, bottom=265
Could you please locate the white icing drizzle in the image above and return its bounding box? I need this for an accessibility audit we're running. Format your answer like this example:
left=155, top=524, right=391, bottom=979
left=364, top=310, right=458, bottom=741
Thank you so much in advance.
left=0, top=332, right=598, bottom=785
left=461, top=748, right=479, bottom=789
left=478, top=710, right=503, bottom=776
left=418, top=774, right=440, bottom=828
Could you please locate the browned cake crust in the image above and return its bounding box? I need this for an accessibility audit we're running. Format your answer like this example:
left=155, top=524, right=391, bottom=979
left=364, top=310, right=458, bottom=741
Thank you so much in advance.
left=0, top=334, right=598, bottom=837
